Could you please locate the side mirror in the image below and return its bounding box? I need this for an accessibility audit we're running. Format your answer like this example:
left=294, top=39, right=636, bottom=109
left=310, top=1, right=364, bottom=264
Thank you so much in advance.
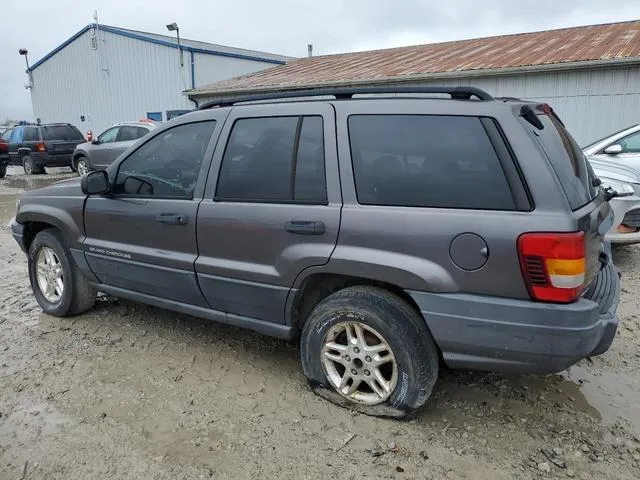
left=81, top=170, right=110, bottom=195
left=604, top=144, right=623, bottom=155
left=91, top=139, right=100, bottom=145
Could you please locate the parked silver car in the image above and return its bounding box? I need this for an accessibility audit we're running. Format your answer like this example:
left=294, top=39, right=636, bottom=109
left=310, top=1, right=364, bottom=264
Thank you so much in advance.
left=584, top=124, right=640, bottom=173
left=590, top=159, right=640, bottom=244
left=72, top=121, right=157, bottom=175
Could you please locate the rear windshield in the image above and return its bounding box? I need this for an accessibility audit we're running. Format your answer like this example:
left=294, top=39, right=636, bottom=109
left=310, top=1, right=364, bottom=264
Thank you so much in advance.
left=532, top=114, right=598, bottom=210
left=41, top=125, right=84, bottom=141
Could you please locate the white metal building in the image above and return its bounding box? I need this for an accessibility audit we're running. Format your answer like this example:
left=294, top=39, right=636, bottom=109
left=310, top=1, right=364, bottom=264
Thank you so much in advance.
left=188, top=20, right=640, bottom=146
left=27, top=24, right=291, bottom=134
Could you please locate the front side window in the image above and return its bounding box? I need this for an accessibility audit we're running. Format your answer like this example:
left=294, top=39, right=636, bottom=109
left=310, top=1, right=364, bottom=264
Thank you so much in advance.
left=114, top=121, right=216, bottom=198
left=216, top=116, right=326, bottom=203
left=348, top=115, right=515, bottom=210
left=99, top=127, right=119, bottom=143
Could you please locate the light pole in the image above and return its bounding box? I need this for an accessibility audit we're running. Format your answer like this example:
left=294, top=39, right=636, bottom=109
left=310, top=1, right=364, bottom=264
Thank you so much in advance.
left=166, top=22, right=183, bottom=67
left=19, top=48, right=33, bottom=88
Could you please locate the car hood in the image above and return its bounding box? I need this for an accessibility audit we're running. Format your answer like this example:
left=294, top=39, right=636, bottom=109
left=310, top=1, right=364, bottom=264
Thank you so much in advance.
left=21, top=177, right=83, bottom=198
left=590, top=159, right=640, bottom=185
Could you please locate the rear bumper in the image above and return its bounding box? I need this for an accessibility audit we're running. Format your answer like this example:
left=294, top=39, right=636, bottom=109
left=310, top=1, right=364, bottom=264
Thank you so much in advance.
left=31, top=152, right=73, bottom=168
left=605, top=194, right=640, bottom=244
left=409, top=261, right=620, bottom=374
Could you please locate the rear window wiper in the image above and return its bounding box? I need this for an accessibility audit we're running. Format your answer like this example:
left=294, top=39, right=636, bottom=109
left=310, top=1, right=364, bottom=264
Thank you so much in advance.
left=520, top=105, right=544, bottom=130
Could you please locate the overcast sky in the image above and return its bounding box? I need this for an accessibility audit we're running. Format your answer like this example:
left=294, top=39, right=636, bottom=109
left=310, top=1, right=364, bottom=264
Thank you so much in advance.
left=1, top=0, right=639, bottom=120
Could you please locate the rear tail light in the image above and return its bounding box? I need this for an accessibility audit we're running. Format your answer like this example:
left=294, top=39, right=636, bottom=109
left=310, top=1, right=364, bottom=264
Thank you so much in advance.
left=518, top=232, right=586, bottom=303
left=36, top=142, right=46, bottom=152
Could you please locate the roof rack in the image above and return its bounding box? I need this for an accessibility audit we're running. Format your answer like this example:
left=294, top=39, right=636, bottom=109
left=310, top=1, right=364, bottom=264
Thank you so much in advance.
left=198, top=86, right=494, bottom=110
left=495, top=96, right=524, bottom=102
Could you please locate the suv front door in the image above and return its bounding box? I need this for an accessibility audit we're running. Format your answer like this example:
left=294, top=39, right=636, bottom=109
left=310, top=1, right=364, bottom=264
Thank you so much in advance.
left=83, top=117, right=223, bottom=306
left=91, top=127, right=120, bottom=169
left=196, top=103, right=341, bottom=324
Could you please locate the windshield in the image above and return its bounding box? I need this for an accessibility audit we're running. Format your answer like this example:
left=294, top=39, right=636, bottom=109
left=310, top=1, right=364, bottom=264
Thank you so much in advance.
left=582, top=125, right=639, bottom=150
left=41, top=125, right=84, bottom=141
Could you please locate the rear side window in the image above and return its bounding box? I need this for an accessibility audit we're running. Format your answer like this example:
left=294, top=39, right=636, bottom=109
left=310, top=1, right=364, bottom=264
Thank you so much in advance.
left=216, top=116, right=327, bottom=203
left=41, top=125, right=84, bottom=141
left=117, top=126, right=148, bottom=142
left=533, top=114, right=597, bottom=210
left=23, top=127, right=39, bottom=142
left=348, top=115, right=516, bottom=210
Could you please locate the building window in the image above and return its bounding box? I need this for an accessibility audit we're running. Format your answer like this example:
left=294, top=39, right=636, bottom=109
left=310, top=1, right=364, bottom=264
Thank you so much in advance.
left=146, top=112, right=163, bottom=122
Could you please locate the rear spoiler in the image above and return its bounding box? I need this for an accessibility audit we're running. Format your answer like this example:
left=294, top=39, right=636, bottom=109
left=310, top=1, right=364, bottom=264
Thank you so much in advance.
left=520, top=103, right=565, bottom=130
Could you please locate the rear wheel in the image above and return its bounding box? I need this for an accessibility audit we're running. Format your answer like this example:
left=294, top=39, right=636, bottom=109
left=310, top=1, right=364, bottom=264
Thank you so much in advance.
left=300, top=286, right=440, bottom=418
left=28, top=229, right=96, bottom=316
left=22, top=155, right=44, bottom=175
left=76, top=157, right=90, bottom=176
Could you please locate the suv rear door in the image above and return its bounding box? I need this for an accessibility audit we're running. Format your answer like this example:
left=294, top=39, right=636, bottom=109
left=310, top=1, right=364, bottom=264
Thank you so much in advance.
left=196, top=102, right=340, bottom=324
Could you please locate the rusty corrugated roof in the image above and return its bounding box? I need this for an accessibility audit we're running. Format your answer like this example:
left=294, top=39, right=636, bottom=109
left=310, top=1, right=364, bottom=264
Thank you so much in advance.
left=188, top=20, right=640, bottom=97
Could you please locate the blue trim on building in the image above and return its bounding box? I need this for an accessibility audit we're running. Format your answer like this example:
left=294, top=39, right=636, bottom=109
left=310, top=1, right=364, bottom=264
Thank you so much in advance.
left=29, top=23, right=286, bottom=72
left=29, top=25, right=93, bottom=71
left=190, top=51, right=196, bottom=89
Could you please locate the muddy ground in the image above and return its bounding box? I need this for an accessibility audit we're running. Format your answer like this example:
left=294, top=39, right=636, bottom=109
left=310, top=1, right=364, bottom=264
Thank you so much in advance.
left=1, top=166, right=640, bottom=480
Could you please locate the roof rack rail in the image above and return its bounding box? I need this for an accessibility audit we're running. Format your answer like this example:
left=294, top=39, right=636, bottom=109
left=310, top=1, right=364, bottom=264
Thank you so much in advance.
left=495, top=96, right=524, bottom=102
left=197, top=86, right=494, bottom=110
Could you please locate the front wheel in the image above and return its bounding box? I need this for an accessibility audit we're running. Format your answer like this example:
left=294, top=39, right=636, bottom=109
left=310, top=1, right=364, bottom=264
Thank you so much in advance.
left=28, top=229, right=96, bottom=316
left=300, top=286, right=440, bottom=418
left=0, top=165, right=6, bottom=179
left=76, top=157, right=90, bottom=176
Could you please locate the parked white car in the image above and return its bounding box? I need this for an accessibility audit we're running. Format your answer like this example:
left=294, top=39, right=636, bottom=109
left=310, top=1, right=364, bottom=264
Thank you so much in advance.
left=584, top=124, right=640, bottom=173
left=590, top=159, right=640, bottom=244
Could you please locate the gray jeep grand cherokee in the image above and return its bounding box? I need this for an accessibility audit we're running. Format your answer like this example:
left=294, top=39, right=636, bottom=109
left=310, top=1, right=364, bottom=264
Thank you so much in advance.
left=11, top=87, right=620, bottom=417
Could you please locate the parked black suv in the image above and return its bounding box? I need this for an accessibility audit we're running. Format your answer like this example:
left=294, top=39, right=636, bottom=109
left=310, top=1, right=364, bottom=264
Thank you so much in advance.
left=11, top=87, right=620, bottom=417
left=2, top=123, right=85, bottom=174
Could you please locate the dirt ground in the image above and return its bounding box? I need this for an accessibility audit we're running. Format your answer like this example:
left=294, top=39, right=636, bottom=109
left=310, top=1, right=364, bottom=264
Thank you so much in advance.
left=1, top=166, right=640, bottom=480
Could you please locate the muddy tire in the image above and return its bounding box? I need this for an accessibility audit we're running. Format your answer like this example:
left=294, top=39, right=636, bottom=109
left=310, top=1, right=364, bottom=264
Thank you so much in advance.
left=23, top=155, right=44, bottom=175
left=28, top=229, right=96, bottom=317
left=300, top=286, right=439, bottom=418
